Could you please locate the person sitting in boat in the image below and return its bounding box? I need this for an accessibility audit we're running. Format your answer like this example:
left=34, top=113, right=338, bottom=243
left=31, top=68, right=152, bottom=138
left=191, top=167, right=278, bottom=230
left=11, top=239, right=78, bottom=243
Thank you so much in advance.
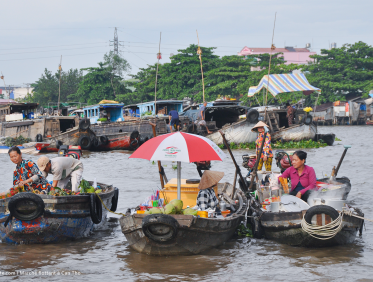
left=169, top=107, right=180, bottom=132
left=286, top=102, right=296, bottom=126
left=37, top=156, right=83, bottom=192
left=279, top=150, right=316, bottom=202
left=7, top=146, right=52, bottom=194
left=194, top=101, right=212, bottom=134
left=252, top=121, right=273, bottom=171
left=196, top=170, right=223, bottom=210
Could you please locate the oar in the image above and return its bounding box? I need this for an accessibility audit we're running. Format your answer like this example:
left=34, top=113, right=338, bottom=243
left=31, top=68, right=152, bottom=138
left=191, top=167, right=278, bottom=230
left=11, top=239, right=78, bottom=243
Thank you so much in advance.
left=149, top=122, right=166, bottom=188
left=219, top=130, right=247, bottom=193
left=334, top=145, right=351, bottom=177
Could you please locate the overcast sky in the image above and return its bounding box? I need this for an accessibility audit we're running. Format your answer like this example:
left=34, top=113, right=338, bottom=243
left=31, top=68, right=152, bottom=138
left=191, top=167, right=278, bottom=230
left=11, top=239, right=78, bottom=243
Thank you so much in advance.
left=1, top=0, right=372, bottom=86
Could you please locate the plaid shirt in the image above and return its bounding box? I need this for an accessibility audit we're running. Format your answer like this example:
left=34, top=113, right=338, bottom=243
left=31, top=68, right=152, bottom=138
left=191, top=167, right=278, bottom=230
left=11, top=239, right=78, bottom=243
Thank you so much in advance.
left=196, top=187, right=219, bottom=210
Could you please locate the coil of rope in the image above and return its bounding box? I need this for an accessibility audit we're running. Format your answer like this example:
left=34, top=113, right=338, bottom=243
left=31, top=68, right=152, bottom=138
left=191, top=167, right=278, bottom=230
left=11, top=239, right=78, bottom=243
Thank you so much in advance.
left=301, top=213, right=344, bottom=240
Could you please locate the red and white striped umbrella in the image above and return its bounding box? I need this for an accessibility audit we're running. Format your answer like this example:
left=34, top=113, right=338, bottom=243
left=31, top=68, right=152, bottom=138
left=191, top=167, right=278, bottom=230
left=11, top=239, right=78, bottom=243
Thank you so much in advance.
left=130, top=132, right=226, bottom=162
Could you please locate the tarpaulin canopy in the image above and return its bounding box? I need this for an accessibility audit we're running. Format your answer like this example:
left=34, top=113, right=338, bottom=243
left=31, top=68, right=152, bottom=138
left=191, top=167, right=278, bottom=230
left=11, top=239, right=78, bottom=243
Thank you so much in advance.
left=248, top=73, right=321, bottom=97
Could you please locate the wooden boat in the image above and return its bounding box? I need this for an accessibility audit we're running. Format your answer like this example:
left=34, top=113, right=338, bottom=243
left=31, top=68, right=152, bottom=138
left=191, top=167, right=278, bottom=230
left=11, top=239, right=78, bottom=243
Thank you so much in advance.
left=256, top=205, right=364, bottom=247
left=271, top=122, right=316, bottom=142
left=0, top=182, right=118, bottom=244
left=247, top=172, right=362, bottom=247
left=119, top=183, right=247, bottom=256
left=0, top=142, right=50, bottom=154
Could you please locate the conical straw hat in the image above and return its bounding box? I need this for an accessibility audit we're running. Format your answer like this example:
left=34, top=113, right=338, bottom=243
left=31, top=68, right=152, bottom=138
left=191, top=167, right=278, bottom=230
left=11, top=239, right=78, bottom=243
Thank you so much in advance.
left=251, top=121, right=269, bottom=132
left=198, top=170, right=225, bottom=190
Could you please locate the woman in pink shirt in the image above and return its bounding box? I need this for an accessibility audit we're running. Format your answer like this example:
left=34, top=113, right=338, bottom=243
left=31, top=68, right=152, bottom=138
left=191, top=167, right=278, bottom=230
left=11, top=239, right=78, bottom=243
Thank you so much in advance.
left=279, top=150, right=316, bottom=202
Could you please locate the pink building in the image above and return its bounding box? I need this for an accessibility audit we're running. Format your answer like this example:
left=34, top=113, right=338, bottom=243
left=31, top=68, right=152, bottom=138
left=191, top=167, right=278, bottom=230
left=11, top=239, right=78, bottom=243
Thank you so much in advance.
left=238, top=46, right=316, bottom=65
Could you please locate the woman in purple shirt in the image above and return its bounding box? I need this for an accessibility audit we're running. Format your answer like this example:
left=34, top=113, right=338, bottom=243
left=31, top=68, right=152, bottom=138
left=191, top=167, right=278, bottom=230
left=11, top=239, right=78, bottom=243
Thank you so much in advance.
left=279, top=150, right=316, bottom=202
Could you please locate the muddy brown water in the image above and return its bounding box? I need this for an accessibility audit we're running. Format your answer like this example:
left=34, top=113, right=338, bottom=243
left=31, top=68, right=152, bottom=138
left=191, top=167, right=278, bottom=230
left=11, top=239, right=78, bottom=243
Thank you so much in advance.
left=0, top=126, right=372, bottom=281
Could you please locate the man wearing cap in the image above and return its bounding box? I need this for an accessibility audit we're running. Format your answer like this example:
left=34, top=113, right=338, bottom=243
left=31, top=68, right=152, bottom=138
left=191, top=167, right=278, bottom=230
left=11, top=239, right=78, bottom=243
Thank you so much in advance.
left=37, top=156, right=83, bottom=192
left=196, top=170, right=222, bottom=210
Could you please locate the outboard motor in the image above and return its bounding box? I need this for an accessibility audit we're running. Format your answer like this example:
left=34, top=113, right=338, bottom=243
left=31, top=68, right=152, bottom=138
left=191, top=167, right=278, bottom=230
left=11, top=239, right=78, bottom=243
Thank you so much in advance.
left=58, top=145, right=83, bottom=160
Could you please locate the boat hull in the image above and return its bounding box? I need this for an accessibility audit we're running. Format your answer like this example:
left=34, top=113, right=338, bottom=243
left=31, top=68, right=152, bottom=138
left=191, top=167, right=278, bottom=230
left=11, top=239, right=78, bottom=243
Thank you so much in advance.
left=259, top=210, right=362, bottom=247
left=206, top=119, right=257, bottom=145
left=0, top=185, right=115, bottom=244
left=272, top=123, right=317, bottom=142
left=120, top=214, right=243, bottom=256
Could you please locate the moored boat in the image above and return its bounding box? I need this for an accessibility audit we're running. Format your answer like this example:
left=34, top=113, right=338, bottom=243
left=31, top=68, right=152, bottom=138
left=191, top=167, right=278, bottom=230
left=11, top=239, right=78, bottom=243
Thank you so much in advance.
left=120, top=183, right=247, bottom=255
left=0, top=182, right=118, bottom=244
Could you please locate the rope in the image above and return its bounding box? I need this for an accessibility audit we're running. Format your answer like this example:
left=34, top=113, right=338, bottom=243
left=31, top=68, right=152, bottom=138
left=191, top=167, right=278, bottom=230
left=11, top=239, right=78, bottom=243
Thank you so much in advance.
left=95, top=193, right=127, bottom=217
left=301, top=210, right=373, bottom=240
left=301, top=213, right=344, bottom=240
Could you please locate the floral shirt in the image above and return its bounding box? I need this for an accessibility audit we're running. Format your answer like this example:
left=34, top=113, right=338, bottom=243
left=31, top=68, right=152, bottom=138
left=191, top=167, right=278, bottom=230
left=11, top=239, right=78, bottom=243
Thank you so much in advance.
left=13, top=159, right=51, bottom=193
left=255, top=132, right=273, bottom=158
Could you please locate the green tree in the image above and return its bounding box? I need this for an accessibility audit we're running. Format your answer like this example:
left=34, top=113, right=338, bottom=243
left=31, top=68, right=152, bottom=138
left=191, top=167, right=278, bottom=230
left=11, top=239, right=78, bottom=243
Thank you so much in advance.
left=304, top=41, right=373, bottom=104
left=31, top=68, right=82, bottom=106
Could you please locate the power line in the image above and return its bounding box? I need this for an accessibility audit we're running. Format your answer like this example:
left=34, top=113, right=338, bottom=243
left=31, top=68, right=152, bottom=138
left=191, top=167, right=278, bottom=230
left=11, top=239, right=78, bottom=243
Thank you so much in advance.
left=0, top=42, right=108, bottom=51
left=0, top=45, right=109, bottom=56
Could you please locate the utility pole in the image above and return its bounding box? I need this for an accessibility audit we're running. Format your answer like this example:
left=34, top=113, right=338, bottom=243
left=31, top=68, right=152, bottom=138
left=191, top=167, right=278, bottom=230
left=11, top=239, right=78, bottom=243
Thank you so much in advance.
left=154, top=32, right=162, bottom=115
left=58, top=56, right=62, bottom=113
left=0, top=72, right=6, bottom=99
left=109, top=27, right=123, bottom=55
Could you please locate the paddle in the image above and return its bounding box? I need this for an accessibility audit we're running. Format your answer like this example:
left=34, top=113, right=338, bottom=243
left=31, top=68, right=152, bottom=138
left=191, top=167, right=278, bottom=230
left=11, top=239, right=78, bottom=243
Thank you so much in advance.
left=334, top=145, right=351, bottom=177
left=149, top=122, right=167, bottom=188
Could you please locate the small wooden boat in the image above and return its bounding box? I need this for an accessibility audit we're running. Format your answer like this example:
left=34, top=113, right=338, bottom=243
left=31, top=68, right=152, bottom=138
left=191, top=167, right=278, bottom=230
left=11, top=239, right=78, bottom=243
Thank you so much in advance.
left=0, top=182, right=118, bottom=244
left=249, top=198, right=364, bottom=247
left=0, top=142, right=50, bottom=154
left=119, top=183, right=247, bottom=256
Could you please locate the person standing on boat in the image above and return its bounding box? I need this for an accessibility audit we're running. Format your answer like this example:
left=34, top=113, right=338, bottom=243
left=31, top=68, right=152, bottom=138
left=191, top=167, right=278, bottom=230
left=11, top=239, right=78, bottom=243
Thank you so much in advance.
left=196, top=170, right=222, bottom=210
left=286, top=102, right=296, bottom=126
left=194, top=101, right=212, bottom=134
left=37, top=156, right=83, bottom=192
left=279, top=150, right=316, bottom=202
left=169, top=107, right=180, bottom=132
left=252, top=121, right=273, bottom=171
left=7, top=147, right=52, bottom=194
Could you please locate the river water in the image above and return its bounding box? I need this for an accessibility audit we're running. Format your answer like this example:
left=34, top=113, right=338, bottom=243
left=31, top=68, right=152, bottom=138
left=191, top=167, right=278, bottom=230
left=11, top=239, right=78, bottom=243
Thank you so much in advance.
left=0, top=126, right=372, bottom=281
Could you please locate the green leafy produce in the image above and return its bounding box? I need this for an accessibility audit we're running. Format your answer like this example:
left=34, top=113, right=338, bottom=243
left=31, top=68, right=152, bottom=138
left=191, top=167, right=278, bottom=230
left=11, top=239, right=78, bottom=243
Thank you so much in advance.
left=86, top=186, right=95, bottom=193
left=169, top=199, right=183, bottom=212
left=144, top=210, right=151, bottom=214
left=164, top=204, right=176, bottom=215
left=95, top=189, right=102, bottom=194
left=79, top=179, right=91, bottom=193
left=182, top=208, right=198, bottom=216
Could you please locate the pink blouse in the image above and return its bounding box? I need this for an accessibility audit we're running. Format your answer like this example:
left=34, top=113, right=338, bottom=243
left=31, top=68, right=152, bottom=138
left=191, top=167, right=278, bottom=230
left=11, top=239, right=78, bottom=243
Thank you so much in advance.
left=279, top=165, right=316, bottom=195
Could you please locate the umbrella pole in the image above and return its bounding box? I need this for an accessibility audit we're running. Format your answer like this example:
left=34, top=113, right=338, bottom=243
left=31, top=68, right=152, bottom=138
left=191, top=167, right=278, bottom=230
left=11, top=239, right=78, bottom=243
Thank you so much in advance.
left=177, top=161, right=181, bottom=200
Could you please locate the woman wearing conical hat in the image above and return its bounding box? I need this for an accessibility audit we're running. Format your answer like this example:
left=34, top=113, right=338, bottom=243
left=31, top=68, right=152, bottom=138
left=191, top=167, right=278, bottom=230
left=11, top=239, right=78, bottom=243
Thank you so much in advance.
left=252, top=121, right=273, bottom=171
left=196, top=171, right=223, bottom=211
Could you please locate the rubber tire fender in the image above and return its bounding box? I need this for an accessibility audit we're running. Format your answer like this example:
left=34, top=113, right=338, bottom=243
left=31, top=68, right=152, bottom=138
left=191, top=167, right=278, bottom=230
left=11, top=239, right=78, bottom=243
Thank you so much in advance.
left=8, top=192, right=45, bottom=221
left=56, top=140, right=63, bottom=150
left=302, top=115, right=313, bottom=125
left=304, top=205, right=340, bottom=225
left=89, top=193, right=102, bottom=224
left=92, top=138, right=100, bottom=148
left=78, top=136, right=92, bottom=150
left=142, top=214, right=179, bottom=243
left=110, top=187, right=119, bottom=212
left=79, top=119, right=90, bottom=131
left=129, top=130, right=140, bottom=150
left=36, top=134, right=43, bottom=142
left=99, top=135, right=109, bottom=145
left=246, top=109, right=259, bottom=123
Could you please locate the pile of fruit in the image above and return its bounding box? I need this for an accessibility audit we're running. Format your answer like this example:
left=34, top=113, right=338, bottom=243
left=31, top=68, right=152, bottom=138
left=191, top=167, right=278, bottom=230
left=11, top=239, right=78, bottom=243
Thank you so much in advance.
left=143, top=199, right=198, bottom=216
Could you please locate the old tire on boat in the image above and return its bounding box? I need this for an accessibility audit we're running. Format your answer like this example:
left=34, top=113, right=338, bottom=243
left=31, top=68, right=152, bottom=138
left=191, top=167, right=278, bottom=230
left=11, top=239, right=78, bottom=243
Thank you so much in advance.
left=302, top=115, right=313, bottom=125
left=99, top=135, right=109, bottom=145
left=89, top=193, right=102, bottom=224
left=78, top=136, right=92, bottom=150
left=246, top=109, right=259, bottom=123
left=142, top=214, right=179, bottom=243
left=129, top=131, right=140, bottom=150
left=8, top=192, right=45, bottom=221
left=79, top=119, right=90, bottom=131
left=92, top=138, right=100, bottom=148
left=110, top=187, right=119, bottom=212
left=36, top=134, right=43, bottom=142
left=56, top=140, right=63, bottom=149
left=304, top=205, right=340, bottom=225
